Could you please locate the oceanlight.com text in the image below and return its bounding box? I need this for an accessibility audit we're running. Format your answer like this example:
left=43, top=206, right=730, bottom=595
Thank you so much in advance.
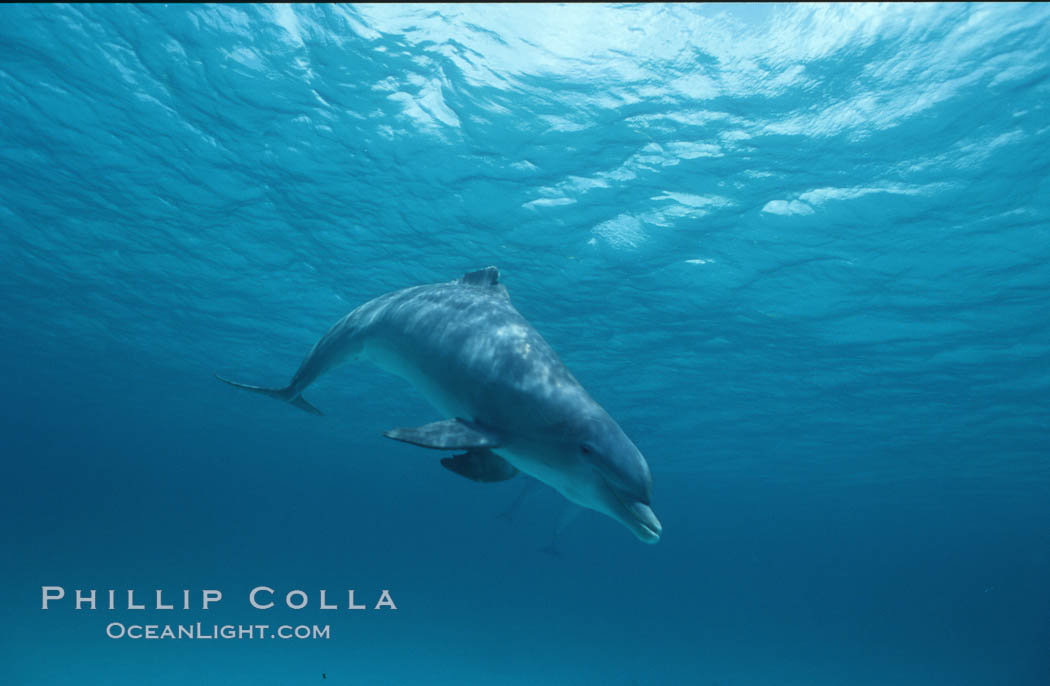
left=105, top=622, right=330, bottom=640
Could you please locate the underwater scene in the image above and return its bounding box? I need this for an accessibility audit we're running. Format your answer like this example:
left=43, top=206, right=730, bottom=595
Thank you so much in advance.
left=1, top=4, right=1048, bottom=685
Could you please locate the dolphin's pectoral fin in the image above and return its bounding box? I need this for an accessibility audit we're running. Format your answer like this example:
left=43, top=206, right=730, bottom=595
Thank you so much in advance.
left=441, top=450, right=518, bottom=483
left=383, top=418, right=499, bottom=450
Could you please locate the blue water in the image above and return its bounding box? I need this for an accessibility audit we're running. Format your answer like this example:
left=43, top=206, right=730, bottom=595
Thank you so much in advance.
left=2, top=4, right=1048, bottom=684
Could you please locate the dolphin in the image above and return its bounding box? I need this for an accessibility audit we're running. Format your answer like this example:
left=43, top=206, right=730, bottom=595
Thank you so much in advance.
left=217, top=267, right=661, bottom=543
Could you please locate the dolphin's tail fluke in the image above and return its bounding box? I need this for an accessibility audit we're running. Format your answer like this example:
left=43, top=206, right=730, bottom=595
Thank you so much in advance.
left=214, top=375, right=323, bottom=416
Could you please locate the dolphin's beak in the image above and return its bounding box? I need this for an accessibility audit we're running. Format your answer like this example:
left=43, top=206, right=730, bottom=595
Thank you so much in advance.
left=625, top=501, right=662, bottom=544
left=607, top=485, right=662, bottom=543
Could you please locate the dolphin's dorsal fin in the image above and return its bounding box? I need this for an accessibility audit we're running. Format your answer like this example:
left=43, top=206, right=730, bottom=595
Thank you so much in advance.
left=383, top=418, right=500, bottom=450
left=460, top=266, right=500, bottom=286
left=459, top=266, right=510, bottom=299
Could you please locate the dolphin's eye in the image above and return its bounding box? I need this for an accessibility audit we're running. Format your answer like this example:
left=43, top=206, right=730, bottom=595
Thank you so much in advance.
left=580, top=442, right=595, bottom=455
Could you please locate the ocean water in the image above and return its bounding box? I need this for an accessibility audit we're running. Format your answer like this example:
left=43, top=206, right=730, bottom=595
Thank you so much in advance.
left=1, top=3, right=1048, bottom=684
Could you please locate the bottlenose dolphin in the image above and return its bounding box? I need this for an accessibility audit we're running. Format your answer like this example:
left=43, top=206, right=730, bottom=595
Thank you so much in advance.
left=217, top=267, right=661, bottom=543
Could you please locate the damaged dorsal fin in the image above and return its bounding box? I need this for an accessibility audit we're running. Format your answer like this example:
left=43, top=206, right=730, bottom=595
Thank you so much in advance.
left=460, top=266, right=500, bottom=286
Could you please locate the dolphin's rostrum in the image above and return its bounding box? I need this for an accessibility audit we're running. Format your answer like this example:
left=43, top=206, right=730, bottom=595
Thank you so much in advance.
left=218, top=267, right=661, bottom=543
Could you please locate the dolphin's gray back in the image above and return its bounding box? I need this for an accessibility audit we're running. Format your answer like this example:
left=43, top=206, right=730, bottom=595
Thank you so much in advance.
left=352, top=272, right=588, bottom=432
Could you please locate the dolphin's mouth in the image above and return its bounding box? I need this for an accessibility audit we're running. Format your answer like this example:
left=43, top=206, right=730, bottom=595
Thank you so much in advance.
left=610, top=485, right=662, bottom=544
left=628, top=503, right=662, bottom=543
